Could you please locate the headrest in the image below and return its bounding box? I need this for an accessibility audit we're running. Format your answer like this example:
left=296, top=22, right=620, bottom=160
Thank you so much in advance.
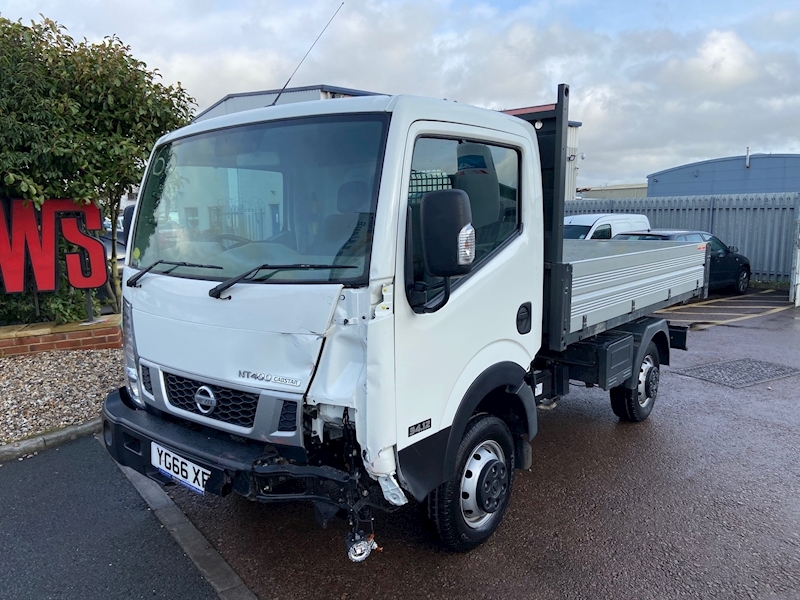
left=453, top=143, right=500, bottom=229
left=337, top=181, right=371, bottom=213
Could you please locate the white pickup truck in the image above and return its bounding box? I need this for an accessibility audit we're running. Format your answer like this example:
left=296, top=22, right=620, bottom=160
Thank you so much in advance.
left=102, top=85, right=708, bottom=561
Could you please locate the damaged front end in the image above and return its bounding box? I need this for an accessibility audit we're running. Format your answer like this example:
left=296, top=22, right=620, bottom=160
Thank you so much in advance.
left=102, top=388, right=400, bottom=562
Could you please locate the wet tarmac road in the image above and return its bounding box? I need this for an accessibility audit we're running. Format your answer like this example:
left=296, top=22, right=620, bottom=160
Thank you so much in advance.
left=170, top=293, right=800, bottom=600
left=0, top=435, right=217, bottom=600
left=655, top=289, right=795, bottom=330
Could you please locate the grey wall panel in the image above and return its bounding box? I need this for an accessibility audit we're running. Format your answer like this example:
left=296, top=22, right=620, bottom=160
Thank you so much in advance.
left=565, top=193, right=800, bottom=282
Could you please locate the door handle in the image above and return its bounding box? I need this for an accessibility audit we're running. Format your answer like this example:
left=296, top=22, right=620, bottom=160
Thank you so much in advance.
left=517, top=302, right=532, bottom=334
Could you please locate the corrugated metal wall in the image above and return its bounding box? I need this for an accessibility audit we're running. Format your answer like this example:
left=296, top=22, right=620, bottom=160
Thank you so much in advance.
left=791, top=220, right=800, bottom=305
left=564, top=193, right=800, bottom=282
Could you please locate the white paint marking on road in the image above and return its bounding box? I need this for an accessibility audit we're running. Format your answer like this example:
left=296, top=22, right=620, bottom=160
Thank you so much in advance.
left=692, top=306, right=795, bottom=330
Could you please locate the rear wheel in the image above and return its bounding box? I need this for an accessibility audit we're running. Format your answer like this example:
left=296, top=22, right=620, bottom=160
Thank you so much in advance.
left=734, top=268, right=749, bottom=295
left=610, top=342, right=660, bottom=422
left=427, top=415, right=515, bottom=552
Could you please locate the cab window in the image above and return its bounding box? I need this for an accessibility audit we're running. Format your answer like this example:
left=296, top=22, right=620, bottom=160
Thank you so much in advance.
left=405, top=137, right=520, bottom=308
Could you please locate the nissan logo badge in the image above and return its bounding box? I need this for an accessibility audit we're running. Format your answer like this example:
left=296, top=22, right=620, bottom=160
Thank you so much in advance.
left=194, top=385, right=217, bottom=415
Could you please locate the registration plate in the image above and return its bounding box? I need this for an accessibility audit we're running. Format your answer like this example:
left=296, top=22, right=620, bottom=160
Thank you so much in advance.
left=151, top=442, right=211, bottom=495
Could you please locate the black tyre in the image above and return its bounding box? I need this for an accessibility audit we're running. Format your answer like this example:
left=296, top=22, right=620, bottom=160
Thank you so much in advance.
left=734, top=268, right=749, bottom=295
left=610, top=342, right=660, bottom=422
left=427, top=415, right=515, bottom=552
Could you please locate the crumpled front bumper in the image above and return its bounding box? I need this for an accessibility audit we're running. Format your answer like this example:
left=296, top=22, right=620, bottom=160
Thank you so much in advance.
left=102, top=388, right=360, bottom=509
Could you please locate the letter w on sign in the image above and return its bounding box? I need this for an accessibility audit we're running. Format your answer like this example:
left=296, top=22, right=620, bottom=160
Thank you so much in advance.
left=0, top=199, right=107, bottom=294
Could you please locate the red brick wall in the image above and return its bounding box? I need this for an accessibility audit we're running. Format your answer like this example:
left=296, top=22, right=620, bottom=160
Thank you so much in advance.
left=0, top=319, right=122, bottom=357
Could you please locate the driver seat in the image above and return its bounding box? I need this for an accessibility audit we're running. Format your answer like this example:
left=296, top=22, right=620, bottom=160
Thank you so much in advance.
left=307, top=181, right=372, bottom=257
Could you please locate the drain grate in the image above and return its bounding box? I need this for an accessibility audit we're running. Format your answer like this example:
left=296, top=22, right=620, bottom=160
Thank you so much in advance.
left=677, top=359, right=800, bottom=388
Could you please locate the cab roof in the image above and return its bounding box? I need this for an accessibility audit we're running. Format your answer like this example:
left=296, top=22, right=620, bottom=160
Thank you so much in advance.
left=157, top=95, right=534, bottom=146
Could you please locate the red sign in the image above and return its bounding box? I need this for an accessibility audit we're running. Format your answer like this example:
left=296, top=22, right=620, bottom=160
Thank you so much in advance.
left=0, top=199, right=108, bottom=294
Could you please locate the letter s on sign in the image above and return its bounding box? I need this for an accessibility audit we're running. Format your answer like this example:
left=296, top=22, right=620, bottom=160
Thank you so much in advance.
left=61, top=214, right=108, bottom=289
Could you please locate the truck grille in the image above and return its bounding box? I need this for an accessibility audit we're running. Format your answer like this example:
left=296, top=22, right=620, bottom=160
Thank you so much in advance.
left=141, top=366, right=153, bottom=395
left=278, top=400, right=297, bottom=431
left=163, top=372, right=259, bottom=428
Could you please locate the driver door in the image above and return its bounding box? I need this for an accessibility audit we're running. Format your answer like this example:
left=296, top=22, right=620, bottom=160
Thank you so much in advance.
left=703, top=234, right=735, bottom=287
left=393, top=121, right=542, bottom=454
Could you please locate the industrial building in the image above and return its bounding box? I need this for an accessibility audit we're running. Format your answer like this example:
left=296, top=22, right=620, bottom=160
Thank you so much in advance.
left=578, top=183, right=647, bottom=200
left=647, top=153, right=800, bottom=197
left=502, top=104, right=582, bottom=210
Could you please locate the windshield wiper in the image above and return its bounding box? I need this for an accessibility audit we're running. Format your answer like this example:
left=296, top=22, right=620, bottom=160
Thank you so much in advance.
left=126, top=260, right=223, bottom=288
left=208, top=263, right=357, bottom=299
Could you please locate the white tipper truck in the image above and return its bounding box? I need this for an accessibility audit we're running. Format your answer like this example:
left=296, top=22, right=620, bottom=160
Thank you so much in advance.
left=102, top=84, right=708, bottom=561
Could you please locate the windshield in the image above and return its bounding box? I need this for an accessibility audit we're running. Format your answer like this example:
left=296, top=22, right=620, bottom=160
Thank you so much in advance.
left=563, top=225, right=591, bottom=239
left=130, top=113, right=389, bottom=285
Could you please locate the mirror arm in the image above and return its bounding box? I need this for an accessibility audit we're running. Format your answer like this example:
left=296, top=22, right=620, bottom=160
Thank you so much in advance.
left=423, top=277, right=451, bottom=313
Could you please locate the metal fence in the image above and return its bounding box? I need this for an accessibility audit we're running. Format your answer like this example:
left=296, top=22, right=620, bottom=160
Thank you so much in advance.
left=565, top=193, right=800, bottom=283
left=792, top=220, right=800, bottom=305
left=222, top=202, right=267, bottom=240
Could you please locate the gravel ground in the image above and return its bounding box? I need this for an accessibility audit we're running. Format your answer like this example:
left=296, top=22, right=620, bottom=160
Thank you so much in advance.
left=0, top=349, right=124, bottom=445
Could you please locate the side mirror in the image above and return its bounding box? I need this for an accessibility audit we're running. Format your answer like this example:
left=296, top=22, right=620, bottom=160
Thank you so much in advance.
left=419, top=189, right=475, bottom=312
left=421, top=189, right=475, bottom=277
left=122, top=205, right=136, bottom=244
left=728, top=246, right=738, bottom=253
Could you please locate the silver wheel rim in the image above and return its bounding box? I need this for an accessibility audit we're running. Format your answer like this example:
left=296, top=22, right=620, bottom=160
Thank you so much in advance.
left=738, top=271, right=748, bottom=293
left=460, top=440, right=506, bottom=529
left=637, top=354, right=657, bottom=408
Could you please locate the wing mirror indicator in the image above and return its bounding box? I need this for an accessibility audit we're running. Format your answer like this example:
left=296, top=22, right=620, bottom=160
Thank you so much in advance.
left=458, top=223, right=476, bottom=266
left=420, top=189, right=474, bottom=278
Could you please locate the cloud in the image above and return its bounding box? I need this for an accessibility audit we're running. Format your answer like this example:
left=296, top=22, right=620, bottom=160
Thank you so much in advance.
left=2, top=1, right=799, bottom=186
left=572, top=23, right=800, bottom=183
left=662, top=30, right=758, bottom=91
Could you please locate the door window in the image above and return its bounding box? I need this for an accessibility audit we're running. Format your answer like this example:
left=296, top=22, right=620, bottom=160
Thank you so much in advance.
left=591, top=224, right=612, bottom=239
left=405, top=137, right=520, bottom=307
left=702, top=234, right=726, bottom=253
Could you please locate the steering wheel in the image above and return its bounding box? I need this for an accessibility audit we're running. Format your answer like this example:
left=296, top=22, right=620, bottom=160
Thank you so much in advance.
left=213, top=233, right=252, bottom=249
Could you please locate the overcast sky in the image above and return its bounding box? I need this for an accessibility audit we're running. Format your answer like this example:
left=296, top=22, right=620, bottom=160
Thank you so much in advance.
left=3, top=0, right=799, bottom=186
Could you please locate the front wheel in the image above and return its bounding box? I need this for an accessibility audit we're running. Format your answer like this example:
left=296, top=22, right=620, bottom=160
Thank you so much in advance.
left=610, top=342, right=660, bottom=422
left=427, top=415, right=515, bottom=552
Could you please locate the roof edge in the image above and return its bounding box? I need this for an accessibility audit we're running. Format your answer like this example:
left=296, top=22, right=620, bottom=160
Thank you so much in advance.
left=195, top=84, right=381, bottom=119
left=648, top=153, right=800, bottom=179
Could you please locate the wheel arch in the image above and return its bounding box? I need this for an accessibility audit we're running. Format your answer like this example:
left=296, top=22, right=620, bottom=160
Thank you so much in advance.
left=613, top=318, right=671, bottom=389
left=396, top=361, right=537, bottom=502
left=651, top=329, right=670, bottom=367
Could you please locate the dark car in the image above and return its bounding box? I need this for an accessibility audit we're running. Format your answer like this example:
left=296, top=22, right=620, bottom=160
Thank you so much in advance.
left=612, top=229, right=751, bottom=294
left=91, top=231, right=127, bottom=308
